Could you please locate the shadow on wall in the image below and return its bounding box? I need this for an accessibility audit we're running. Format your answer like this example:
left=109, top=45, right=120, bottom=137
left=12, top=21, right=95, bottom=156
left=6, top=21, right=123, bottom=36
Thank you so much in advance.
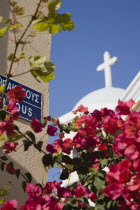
left=0, top=2, right=9, bottom=74
left=0, top=150, right=36, bottom=206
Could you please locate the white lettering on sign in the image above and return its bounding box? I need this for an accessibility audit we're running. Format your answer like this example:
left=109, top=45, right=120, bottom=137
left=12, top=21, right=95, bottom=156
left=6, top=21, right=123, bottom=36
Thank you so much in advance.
left=0, top=77, right=40, bottom=105
left=7, top=83, right=16, bottom=90
left=25, top=89, right=39, bottom=104
left=28, top=108, right=32, bottom=117
left=17, top=103, right=33, bottom=117
left=0, top=78, right=6, bottom=85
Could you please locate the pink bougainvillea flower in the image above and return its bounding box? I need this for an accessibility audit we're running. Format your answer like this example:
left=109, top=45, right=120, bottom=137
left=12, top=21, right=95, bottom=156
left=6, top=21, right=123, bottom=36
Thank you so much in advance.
left=6, top=122, right=16, bottom=136
left=47, top=125, right=57, bottom=136
left=62, top=138, right=73, bottom=154
left=72, top=105, right=88, bottom=114
left=20, top=194, right=62, bottom=210
left=127, top=175, right=140, bottom=191
left=52, top=117, right=59, bottom=126
left=97, top=143, right=107, bottom=150
left=26, top=183, right=42, bottom=198
left=0, top=121, right=7, bottom=135
left=54, top=202, right=64, bottom=210
left=124, top=144, right=139, bottom=161
left=53, top=139, right=63, bottom=151
left=123, top=111, right=140, bottom=142
left=91, top=109, right=102, bottom=120
left=4, top=142, right=18, bottom=154
left=1, top=199, right=17, bottom=210
left=133, top=158, right=140, bottom=174
left=103, top=183, right=123, bottom=200
left=31, top=118, right=43, bottom=133
left=74, top=183, right=87, bottom=198
left=88, top=192, right=98, bottom=201
left=56, top=132, right=65, bottom=139
left=44, top=181, right=56, bottom=194
left=102, top=115, right=123, bottom=134
left=46, top=144, right=57, bottom=154
left=8, top=102, right=18, bottom=114
left=6, top=165, right=17, bottom=175
left=115, top=99, right=135, bottom=115
left=12, top=112, right=20, bottom=120
left=7, top=86, right=26, bottom=102
left=46, top=116, right=51, bottom=121
left=106, top=159, right=132, bottom=184
left=57, top=187, right=73, bottom=198
left=73, top=133, right=87, bottom=149
left=112, top=134, right=128, bottom=157
left=101, top=108, right=115, bottom=117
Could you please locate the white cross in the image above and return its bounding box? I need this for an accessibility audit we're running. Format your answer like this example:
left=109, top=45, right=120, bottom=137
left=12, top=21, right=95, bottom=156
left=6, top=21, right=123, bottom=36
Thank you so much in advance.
left=97, top=51, right=118, bottom=88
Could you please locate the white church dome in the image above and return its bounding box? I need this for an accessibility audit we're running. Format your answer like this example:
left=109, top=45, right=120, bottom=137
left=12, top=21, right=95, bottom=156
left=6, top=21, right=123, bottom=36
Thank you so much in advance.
left=73, top=87, right=125, bottom=112
left=59, top=51, right=129, bottom=124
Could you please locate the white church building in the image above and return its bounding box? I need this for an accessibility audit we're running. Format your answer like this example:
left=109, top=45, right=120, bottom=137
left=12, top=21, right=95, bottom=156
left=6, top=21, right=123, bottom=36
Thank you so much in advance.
left=59, top=51, right=140, bottom=186
left=59, top=51, right=140, bottom=124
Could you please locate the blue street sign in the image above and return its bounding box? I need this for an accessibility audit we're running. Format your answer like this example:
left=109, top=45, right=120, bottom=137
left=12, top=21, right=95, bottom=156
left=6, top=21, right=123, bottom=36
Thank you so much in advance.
left=17, top=101, right=42, bottom=121
left=0, top=75, right=42, bottom=121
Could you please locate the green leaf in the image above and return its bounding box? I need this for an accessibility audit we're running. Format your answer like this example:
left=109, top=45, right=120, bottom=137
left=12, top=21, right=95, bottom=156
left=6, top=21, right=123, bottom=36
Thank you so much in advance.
left=25, top=172, right=32, bottom=182
left=32, top=19, right=61, bottom=34
left=0, top=135, right=4, bottom=142
left=13, top=6, right=24, bottom=15
left=22, top=181, right=26, bottom=192
left=62, top=155, right=72, bottom=164
left=56, top=13, right=75, bottom=31
left=42, top=154, right=53, bottom=167
left=60, top=169, right=69, bottom=180
left=34, top=141, right=43, bottom=152
left=0, top=110, right=6, bottom=120
left=7, top=53, right=14, bottom=61
left=95, top=204, right=106, bottom=210
left=107, top=200, right=113, bottom=209
left=0, top=17, right=3, bottom=23
left=0, top=85, right=5, bottom=93
left=29, top=57, right=56, bottom=83
left=9, top=22, right=23, bottom=30
left=15, top=169, right=20, bottom=179
left=49, top=24, right=61, bottom=35
left=48, top=0, right=62, bottom=15
left=26, top=131, right=36, bottom=143
left=0, top=156, right=8, bottom=161
left=0, top=27, right=8, bottom=37
left=29, top=56, right=46, bottom=68
left=7, top=133, right=23, bottom=142
left=7, top=53, right=25, bottom=63
left=100, top=159, right=108, bottom=167
left=32, top=0, right=74, bottom=35
left=10, top=1, right=17, bottom=7
left=32, top=22, right=49, bottom=32
left=0, top=162, right=5, bottom=171
left=23, top=140, right=32, bottom=152
left=94, top=177, right=105, bottom=191
left=0, top=199, right=5, bottom=205
left=4, top=18, right=12, bottom=25
left=0, top=185, right=9, bottom=202
left=9, top=162, right=14, bottom=167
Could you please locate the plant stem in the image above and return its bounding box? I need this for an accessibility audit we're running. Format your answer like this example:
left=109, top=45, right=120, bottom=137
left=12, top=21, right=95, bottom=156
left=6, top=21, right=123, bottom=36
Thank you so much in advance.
left=0, top=159, right=29, bottom=183
left=1, top=0, right=43, bottom=106
left=11, top=70, right=31, bottom=77
left=17, top=129, right=73, bottom=173
left=2, top=35, right=16, bottom=43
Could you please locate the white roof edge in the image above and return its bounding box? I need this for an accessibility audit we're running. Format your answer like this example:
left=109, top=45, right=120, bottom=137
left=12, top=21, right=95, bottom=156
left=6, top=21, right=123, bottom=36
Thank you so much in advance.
left=59, top=111, right=74, bottom=124
left=121, top=71, right=140, bottom=101
left=59, top=71, right=140, bottom=124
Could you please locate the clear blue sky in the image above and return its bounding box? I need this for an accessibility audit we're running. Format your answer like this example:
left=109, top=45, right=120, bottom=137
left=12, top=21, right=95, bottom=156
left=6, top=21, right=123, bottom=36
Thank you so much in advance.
left=48, top=0, right=140, bottom=181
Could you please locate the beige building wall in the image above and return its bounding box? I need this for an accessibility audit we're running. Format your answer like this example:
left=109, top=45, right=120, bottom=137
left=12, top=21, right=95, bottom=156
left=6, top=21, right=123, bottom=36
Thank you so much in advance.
left=0, top=1, right=51, bottom=205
